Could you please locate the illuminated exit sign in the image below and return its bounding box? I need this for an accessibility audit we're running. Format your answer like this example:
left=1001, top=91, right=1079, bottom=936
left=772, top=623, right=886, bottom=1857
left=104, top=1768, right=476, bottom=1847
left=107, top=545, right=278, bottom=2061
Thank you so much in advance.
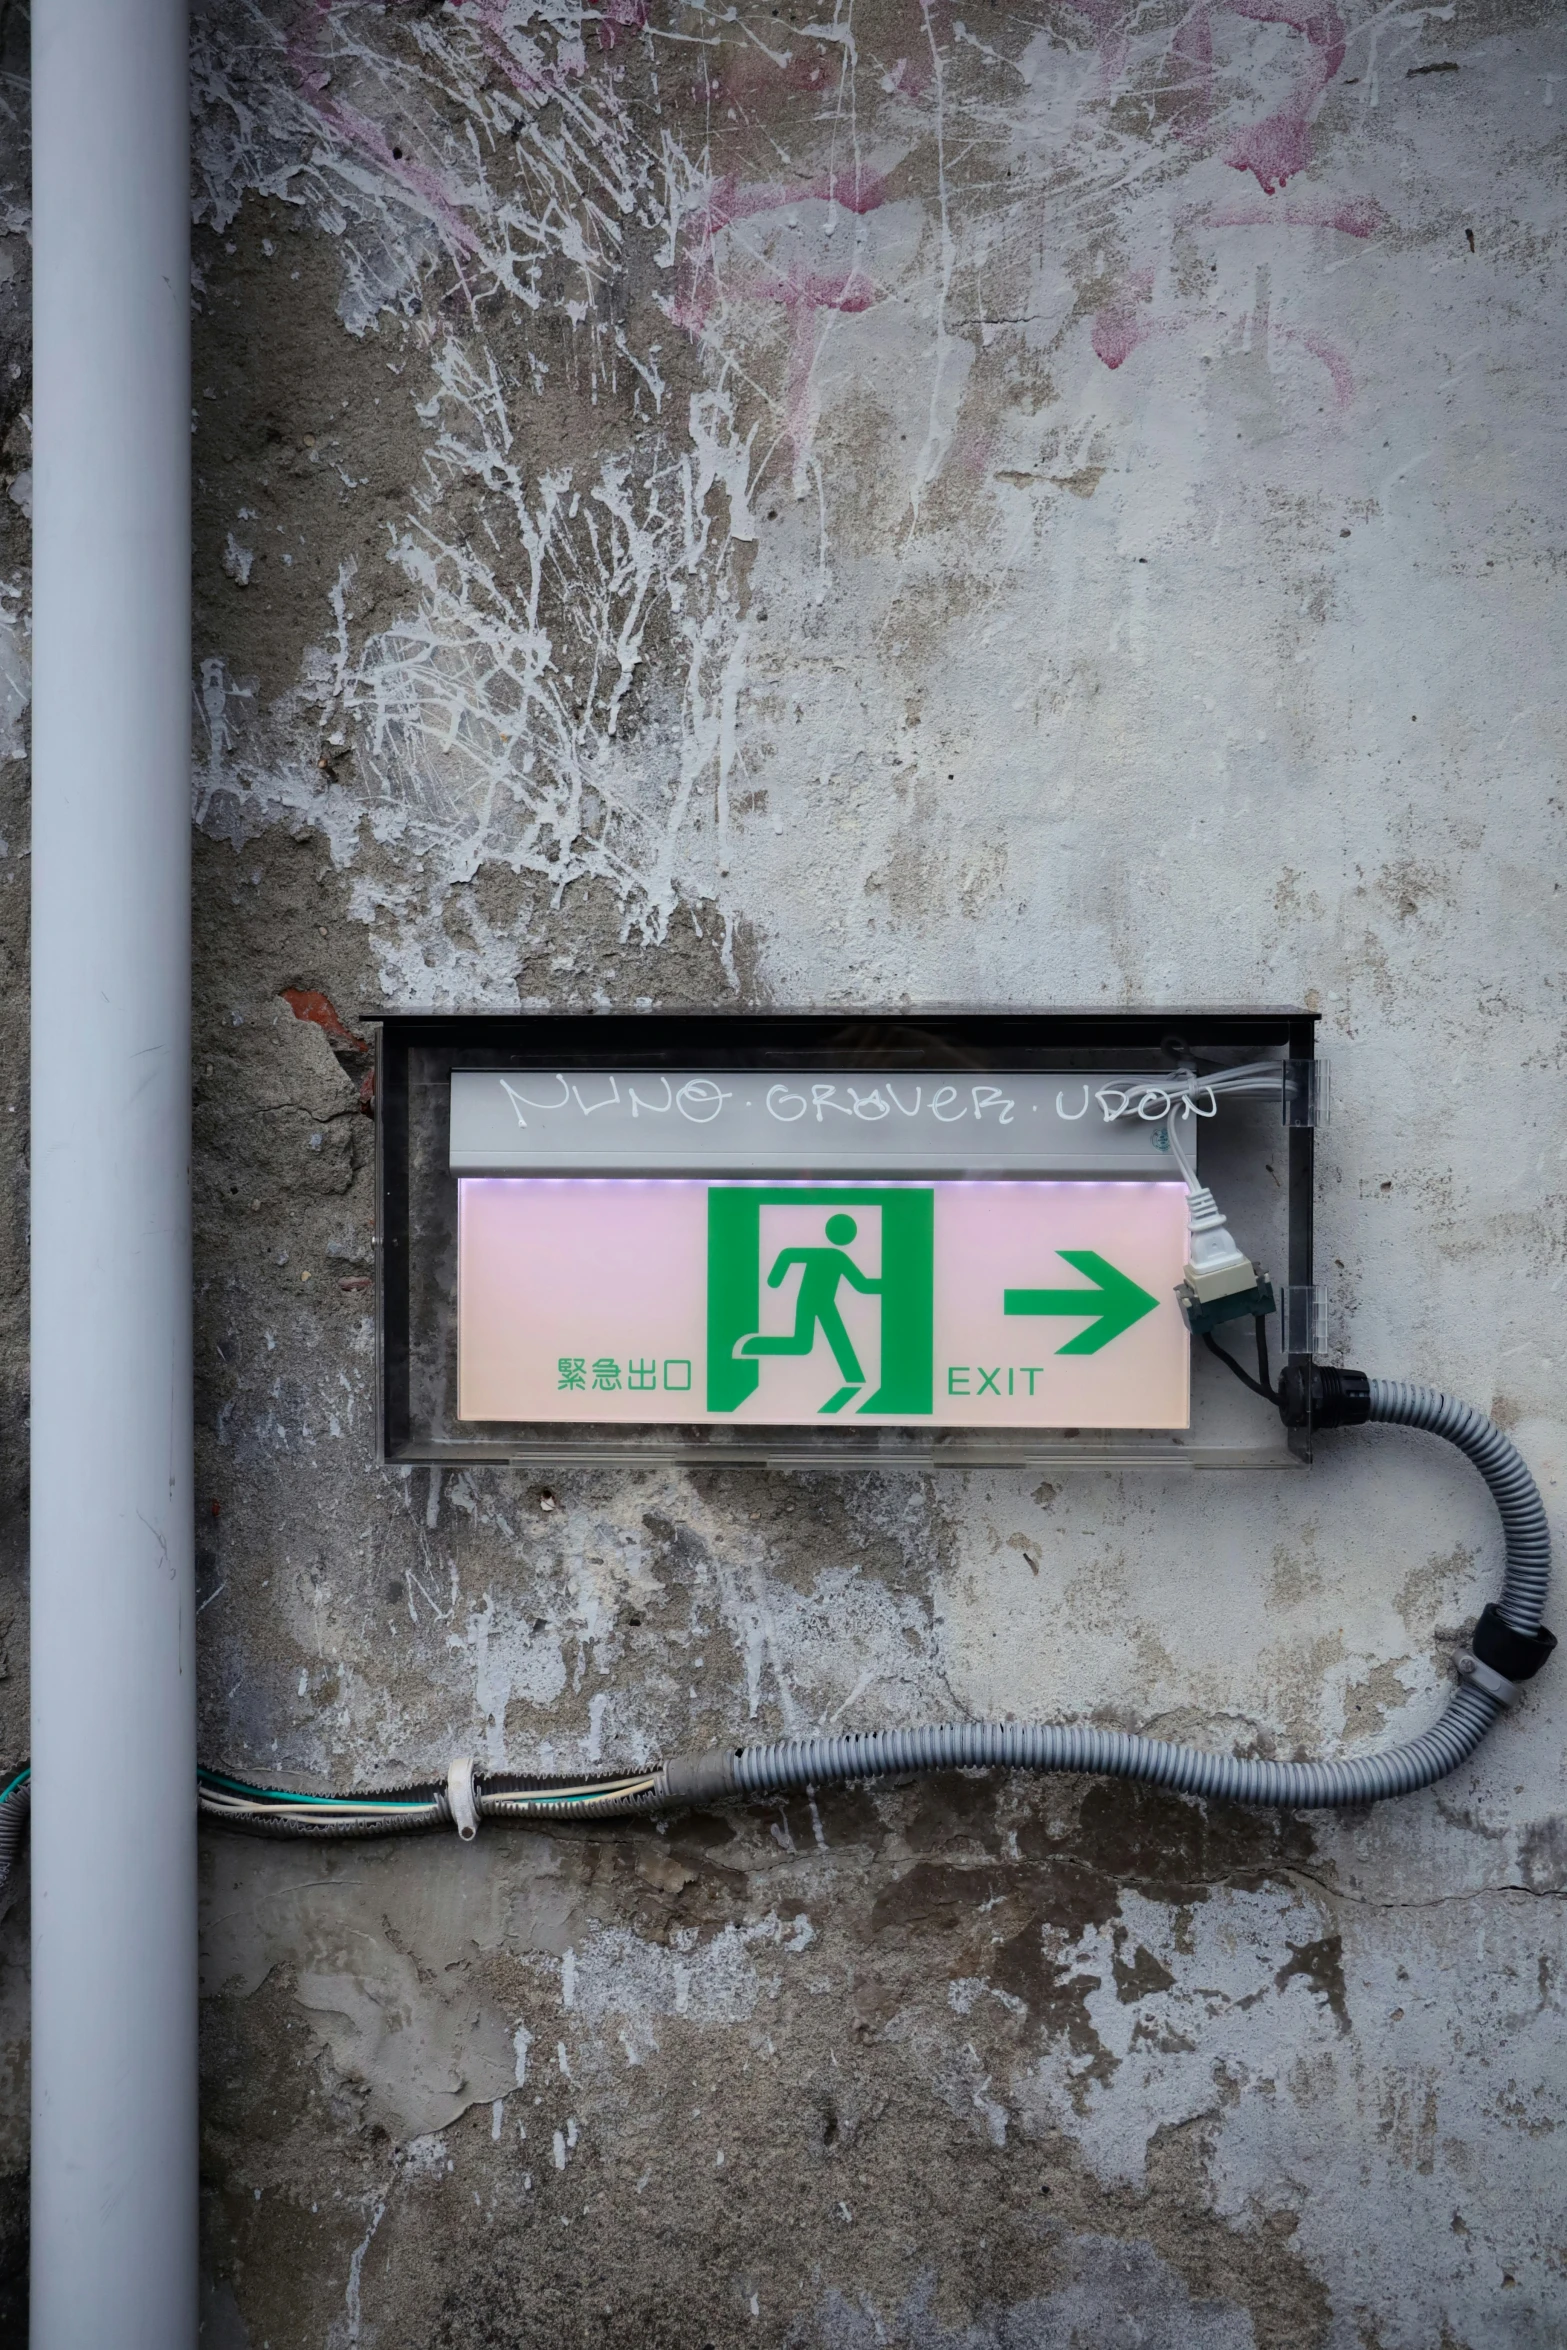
left=456, top=1178, right=1190, bottom=1429
left=374, top=1014, right=1317, bottom=1466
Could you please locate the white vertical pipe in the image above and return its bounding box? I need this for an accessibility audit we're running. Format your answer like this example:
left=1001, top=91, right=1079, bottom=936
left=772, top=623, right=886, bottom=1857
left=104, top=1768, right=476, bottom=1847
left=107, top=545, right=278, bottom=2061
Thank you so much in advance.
left=30, top=2, right=196, bottom=2343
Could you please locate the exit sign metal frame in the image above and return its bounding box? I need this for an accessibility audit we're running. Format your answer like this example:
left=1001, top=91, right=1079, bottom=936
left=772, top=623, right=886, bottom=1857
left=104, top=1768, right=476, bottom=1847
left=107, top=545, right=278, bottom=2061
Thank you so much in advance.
left=371, top=1008, right=1319, bottom=1471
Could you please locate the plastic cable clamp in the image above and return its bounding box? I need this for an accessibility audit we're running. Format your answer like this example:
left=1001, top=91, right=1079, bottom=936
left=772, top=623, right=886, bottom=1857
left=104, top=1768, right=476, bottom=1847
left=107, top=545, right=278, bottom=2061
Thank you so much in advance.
left=446, top=1756, right=481, bottom=1841
left=1456, top=1652, right=1519, bottom=1705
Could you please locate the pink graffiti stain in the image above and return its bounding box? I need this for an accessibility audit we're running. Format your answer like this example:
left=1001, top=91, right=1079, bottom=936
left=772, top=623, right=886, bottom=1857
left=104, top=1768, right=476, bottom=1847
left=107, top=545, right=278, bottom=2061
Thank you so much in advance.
left=285, top=5, right=487, bottom=267
left=672, top=166, right=891, bottom=388
left=286, top=0, right=637, bottom=284
left=1168, top=3, right=1215, bottom=145
left=1203, top=195, right=1384, bottom=237
left=779, top=49, right=843, bottom=98
left=1222, top=0, right=1348, bottom=191
left=750, top=266, right=879, bottom=466
left=674, top=259, right=878, bottom=470
left=951, top=424, right=998, bottom=483
left=587, top=0, right=647, bottom=53
left=1284, top=327, right=1354, bottom=406
left=1065, top=0, right=1136, bottom=91
left=668, top=276, right=716, bottom=341
left=669, top=255, right=879, bottom=470
left=878, top=55, right=920, bottom=102
left=1072, top=0, right=1348, bottom=191
left=1092, top=305, right=1163, bottom=371
left=696, top=168, right=889, bottom=240
left=1091, top=272, right=1352, bottom=410
left=1090, top=269, right=1177, bottom=371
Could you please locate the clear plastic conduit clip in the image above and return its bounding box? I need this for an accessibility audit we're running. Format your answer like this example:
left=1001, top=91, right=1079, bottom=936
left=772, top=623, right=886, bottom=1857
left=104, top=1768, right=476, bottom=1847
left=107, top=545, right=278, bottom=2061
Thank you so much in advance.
left=1282, top=1286, right=1327, bottom=1358
left=446, top=1756, right=480, bottom=1841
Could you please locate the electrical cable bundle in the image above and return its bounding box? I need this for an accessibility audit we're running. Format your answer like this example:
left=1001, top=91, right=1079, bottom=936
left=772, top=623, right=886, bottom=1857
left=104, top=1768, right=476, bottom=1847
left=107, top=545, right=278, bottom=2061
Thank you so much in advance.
left=0, top=1768, right=27, bottom=1894
left=196, top=1764, right=662, bottom=1836
left=0, top=1377, right=1550, bottom=1883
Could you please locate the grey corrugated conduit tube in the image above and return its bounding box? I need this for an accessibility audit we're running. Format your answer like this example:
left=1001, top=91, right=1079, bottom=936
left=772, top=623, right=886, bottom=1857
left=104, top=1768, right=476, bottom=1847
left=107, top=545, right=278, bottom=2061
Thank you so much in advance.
left=657, top=1379, right=1555, bottom=1815
left=0, top=1377, right=1551, bottom=1879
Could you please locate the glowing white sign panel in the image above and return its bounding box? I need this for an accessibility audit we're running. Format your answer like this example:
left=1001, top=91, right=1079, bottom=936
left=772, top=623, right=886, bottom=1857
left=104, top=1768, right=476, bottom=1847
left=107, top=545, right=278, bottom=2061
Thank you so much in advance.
left=457, top=1179, right=1190, bottom=1429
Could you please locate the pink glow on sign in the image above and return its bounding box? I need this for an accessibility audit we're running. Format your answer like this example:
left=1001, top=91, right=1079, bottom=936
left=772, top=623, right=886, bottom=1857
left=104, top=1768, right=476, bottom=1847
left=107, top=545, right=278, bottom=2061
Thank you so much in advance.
left=457, top=1179, right=1190, bottom=1430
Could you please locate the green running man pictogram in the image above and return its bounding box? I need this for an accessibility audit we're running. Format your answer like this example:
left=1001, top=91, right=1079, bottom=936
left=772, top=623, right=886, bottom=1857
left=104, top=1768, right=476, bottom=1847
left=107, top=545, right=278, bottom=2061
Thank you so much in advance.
left=706, top=1186, right=934, bottom=1419
left=738, top=1212, right=883, bottom=1412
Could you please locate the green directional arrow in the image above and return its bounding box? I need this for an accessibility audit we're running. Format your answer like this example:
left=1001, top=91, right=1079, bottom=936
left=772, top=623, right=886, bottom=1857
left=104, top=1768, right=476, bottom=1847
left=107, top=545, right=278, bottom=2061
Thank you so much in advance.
left=1003, top=1250, right=1159, bottom=1355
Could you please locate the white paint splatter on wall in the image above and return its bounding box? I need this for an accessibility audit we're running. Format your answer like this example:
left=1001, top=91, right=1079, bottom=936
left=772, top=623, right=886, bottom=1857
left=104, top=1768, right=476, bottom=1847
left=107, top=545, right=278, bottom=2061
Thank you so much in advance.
left=188, top=1, right=1567, bottom=1022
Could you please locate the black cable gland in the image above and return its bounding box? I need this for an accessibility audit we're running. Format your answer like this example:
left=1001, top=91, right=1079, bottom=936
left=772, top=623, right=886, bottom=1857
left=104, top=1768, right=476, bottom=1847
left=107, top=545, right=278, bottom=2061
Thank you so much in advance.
left=1276, top=1364, right=1371, bottom=1430
left=1471, top=1602, right=1557, bottom=1684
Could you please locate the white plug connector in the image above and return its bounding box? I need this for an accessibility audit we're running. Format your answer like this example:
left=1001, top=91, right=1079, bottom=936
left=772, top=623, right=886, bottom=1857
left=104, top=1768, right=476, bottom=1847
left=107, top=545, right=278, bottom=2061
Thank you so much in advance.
left=1183, top=1184, right=1262, bottom=1305
left=1094, top=1064, right=1268, bottom=1316
left=1152, top=1086, right=1263, bottom=1303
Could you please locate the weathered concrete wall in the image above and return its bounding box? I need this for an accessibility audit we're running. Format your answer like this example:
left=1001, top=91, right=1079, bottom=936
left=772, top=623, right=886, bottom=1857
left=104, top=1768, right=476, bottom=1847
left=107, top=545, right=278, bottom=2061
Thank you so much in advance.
left=1, top=2, right=1566, bottom=2343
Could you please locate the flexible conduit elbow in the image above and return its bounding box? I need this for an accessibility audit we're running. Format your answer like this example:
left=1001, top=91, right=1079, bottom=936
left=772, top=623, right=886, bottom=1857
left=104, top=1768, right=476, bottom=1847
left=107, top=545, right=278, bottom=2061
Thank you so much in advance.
left=661, top=1385, right=1553, bottom=1814
left=1366, top=1382, right=1550, bottom=1635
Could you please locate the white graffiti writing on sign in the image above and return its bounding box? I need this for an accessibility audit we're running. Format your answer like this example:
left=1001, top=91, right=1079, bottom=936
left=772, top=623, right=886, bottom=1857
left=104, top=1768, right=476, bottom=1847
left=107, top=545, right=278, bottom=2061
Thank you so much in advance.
left=499, top=1075, right=733, bottom=1127
left=763, top=1083, right=1016, bottom=1125
left=496, top=1075, right=1020, bottom=1130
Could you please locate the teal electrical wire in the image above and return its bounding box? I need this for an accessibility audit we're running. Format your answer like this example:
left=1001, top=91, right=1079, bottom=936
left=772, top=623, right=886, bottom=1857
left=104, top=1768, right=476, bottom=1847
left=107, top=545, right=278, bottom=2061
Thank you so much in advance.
left=199, top=1768, right=434, bottom=1814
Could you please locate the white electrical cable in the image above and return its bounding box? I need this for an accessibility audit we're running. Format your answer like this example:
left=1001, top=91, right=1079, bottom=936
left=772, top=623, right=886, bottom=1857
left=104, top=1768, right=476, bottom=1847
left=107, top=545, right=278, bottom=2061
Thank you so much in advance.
left=1094, top=1062, right=1282, bottom=1126
left=1094, top=1062, right=1281, bottom=1197
left=1095, top=1064, right=1271, bottom=1303
left=1164, top=1111, right=1200, bottom=1195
